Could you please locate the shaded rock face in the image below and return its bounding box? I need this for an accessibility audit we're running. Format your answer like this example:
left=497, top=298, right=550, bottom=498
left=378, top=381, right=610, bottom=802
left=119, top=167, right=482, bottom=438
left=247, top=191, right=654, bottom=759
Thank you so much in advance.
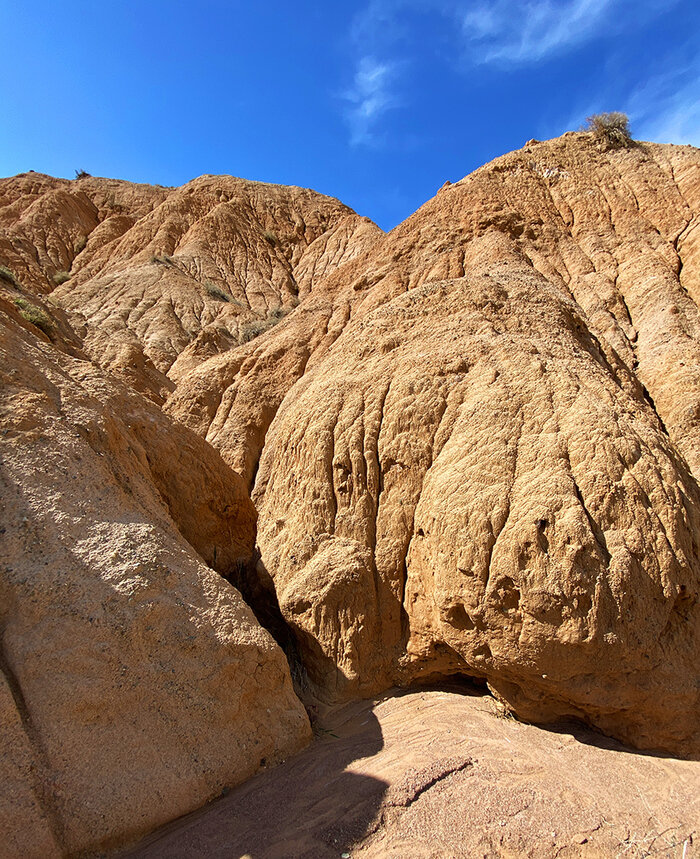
left=0, top=297, right=310, bottom=855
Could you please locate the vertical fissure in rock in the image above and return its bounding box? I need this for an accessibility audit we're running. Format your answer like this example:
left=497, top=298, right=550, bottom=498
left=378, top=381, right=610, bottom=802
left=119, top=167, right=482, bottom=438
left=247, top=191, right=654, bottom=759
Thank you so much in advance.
left=639, top=383, right=670, bottom=437
left=222, top=551, right=310, bottom=701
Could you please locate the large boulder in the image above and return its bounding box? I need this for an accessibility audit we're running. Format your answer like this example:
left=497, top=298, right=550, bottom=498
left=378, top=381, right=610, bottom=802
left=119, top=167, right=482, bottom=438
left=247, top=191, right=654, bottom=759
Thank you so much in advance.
left=254, top=266, right=700, bottom=756
left=0, top=299, right=310, bottom=856
left=250, top=134, right=700, bottom=758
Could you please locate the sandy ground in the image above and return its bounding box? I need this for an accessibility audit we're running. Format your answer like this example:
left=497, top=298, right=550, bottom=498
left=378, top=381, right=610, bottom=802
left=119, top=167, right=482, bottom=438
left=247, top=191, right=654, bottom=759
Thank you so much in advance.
left=122, top=686, right=699, bottom=859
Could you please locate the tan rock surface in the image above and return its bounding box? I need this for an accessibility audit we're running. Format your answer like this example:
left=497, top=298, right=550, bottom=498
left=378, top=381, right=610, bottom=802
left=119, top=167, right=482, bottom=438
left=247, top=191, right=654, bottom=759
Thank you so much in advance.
left=2, top=131, right=700, bottom=854
left=0, top=672, right=61, bottom=858
left=49, top=175, right=376, bottom=385
left=254, top=269, right=700, bottom=756
left=163, top=212, right=383, bottom=483
left=1, top=172, right=378, bottom=403
left=246, top=136, right=700, bottom=756
left=0, top=297, right=310, bottom=855
left=124, top=688, right=700, bottom=859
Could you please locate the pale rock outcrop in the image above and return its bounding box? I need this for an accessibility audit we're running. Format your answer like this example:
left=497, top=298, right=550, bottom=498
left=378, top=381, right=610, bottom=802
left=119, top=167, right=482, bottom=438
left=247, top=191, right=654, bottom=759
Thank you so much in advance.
left=0, top=296, right=310, bottom=855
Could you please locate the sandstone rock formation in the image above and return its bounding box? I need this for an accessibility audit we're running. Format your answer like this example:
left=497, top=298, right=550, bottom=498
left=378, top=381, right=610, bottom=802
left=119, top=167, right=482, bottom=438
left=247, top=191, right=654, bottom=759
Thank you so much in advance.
left=2, top=129, right=700, bottom=853
left=0, top=171, right=378, bottom=403
left=0, top=288, right=310, bottom=855
left=248, top=135, right=700, bottom=757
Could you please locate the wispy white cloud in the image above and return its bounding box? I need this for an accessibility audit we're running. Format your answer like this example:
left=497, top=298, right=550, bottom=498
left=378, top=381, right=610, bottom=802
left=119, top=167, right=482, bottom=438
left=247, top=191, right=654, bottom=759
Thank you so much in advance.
left=460, top=0, right=614, bottom=64
left=342, top=56, right=398, bottom=146
left=339, top=0, right=684, bottom=145
left=532, top=56, right=700, bottom=150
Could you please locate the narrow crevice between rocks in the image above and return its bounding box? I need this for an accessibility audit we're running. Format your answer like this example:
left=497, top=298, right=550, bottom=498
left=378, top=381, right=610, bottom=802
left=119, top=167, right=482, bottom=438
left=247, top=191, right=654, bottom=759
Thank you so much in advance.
left=222, top=549, right=312, bottom=706
left=639, top=383, right=670, bottom=437
left=214, top=537, right=494, bottom=728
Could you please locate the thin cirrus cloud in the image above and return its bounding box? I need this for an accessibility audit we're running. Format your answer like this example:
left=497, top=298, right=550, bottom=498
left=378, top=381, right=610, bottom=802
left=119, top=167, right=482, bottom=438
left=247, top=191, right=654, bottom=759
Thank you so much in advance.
left=341, top=0, right=683, bottom=145
left=460, top=0, right=616, bottom=64
left=629, top=65, right=700, bottom=148
left=455, top=0, right=683, bottom=66
left=341, top=0, right=614, bottom=145
left=342, top=56, right=398, bottom=146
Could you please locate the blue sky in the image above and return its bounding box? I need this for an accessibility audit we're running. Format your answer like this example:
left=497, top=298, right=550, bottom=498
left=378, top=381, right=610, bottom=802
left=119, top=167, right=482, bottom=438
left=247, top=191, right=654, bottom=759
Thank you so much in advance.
left=1, top=0, right=698, bottom=230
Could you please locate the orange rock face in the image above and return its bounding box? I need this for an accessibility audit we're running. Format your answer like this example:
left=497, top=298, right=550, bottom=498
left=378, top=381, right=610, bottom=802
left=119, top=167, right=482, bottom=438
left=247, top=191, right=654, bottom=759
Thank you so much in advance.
left=0, top=288, right=310, bottom=854
left=1, top=132, right=700, bottom=852
left=248, top=136, right=700, bottom=756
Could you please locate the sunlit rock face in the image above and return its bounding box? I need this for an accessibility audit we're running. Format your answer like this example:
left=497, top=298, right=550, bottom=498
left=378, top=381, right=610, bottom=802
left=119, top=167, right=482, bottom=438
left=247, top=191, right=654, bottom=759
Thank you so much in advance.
left=1, top=133, right=700, bottom=856
left=251, top=135, right=700, bottom=757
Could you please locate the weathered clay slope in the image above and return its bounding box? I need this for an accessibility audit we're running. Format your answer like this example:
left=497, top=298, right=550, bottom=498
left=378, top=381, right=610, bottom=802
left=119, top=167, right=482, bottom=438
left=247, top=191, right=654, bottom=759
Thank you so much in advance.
left=354, top=135, right=700, bottom=478
left=246, top=135, right=700, bottom=756
left=0, top=172, right=378, bottom=402
left=254, top=267, right=700, bottom=756
left=0, top=172, right=165, bottom=296
left=163, top=211, right=383, bottom=482
left=0, top=290, right=310, bottom=856
left=1, top=132, right=699, bottom=857
left=167, top=137, right=700, bottom=489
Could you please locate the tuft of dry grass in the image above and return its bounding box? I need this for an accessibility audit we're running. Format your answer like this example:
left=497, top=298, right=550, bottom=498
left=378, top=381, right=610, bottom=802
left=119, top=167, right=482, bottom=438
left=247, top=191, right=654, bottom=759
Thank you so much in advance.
left=0, top=265, right=19, bottom=286
left=204, top=281, right=230, bottom=302
left=586, top=112, right=633, bottom=149
left=13, top=298, right=54, bottom=336
left=238, top=305, right=289, bottom=344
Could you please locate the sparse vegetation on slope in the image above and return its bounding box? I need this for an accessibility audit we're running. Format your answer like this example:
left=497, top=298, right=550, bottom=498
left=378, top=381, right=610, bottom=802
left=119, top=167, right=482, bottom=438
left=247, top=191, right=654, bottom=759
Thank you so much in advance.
left=13, top=297, right=53, bottom=335
left=52, top=270, right=70, bottom=285
left=204, top=281, right=231, bottom=302
left=0, top=265, right=19, bottom=286
left=239, top=305, right=289, bottom=344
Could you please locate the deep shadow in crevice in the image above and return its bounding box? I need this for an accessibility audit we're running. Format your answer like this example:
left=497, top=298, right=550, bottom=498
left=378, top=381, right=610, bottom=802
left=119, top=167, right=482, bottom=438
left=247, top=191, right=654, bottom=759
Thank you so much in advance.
left=223, top=550, right=311, bottom=701
left=536, top=716, right=696, bottom=761
left=400, top=672, right=488, bottom=699
left=640, top=383, right=670, bottom=436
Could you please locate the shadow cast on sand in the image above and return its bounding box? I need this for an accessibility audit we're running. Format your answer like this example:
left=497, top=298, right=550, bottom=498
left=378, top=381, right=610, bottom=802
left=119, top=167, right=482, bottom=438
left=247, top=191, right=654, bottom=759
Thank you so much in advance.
left=122, top=700, right=387, bottom=859
left=539, top=717, right=697, bottom=761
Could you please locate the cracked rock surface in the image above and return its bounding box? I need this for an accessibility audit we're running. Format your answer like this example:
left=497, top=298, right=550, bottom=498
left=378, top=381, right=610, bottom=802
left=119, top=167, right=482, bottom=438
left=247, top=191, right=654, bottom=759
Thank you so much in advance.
left=2, top=131, right=700, bottom=856
left=252, top=135, right=700, bottom=757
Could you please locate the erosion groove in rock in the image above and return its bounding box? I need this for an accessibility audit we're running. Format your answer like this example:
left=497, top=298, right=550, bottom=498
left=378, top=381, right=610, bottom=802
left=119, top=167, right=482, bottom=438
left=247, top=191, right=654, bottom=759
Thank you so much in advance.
left=250, top=135, right=700, bottom=757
